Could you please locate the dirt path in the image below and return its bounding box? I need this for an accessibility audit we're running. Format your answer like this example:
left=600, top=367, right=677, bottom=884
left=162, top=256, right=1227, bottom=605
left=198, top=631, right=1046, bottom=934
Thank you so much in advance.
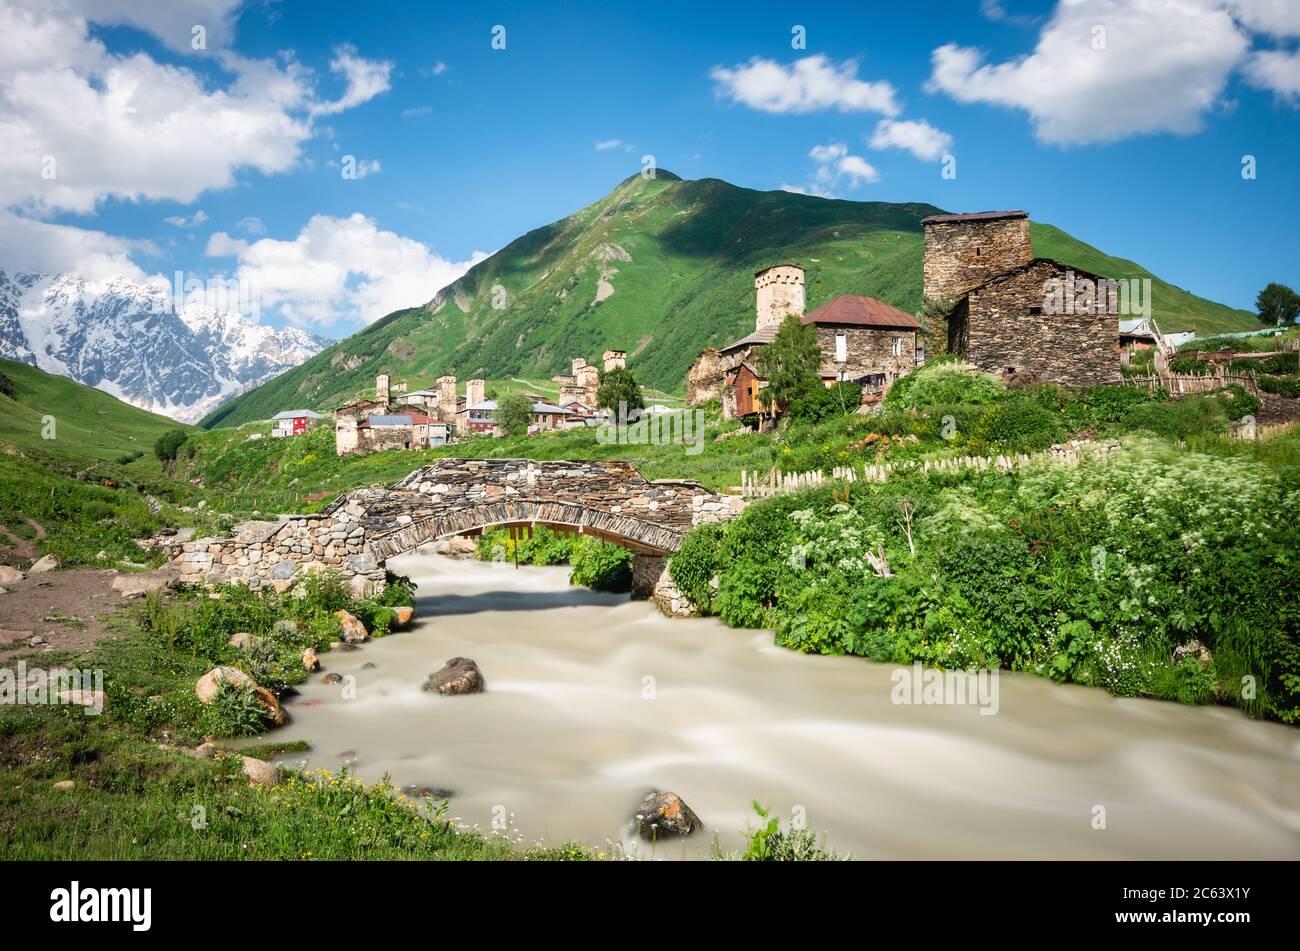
left=0, top=568, right=132, bottom=661
left=1256, top=392, right=1300, bottom=426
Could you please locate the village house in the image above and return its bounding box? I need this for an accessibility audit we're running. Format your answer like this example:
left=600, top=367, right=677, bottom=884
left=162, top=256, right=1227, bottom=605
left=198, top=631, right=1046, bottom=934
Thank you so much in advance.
left=334, top=373, right=456, bottom=455
left=688, top=263, right=922, bottom=421
left=922, top=210, right=1121, bottom=385
left=270, top=409, right=325, bottom=438
left=461, top=398, right=574, bottom=436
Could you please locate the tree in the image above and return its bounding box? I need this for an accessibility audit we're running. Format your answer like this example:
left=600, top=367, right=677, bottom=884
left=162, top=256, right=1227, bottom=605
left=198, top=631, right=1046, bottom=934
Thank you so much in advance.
left=596, top=366, right=645, bottom=415
left=496, top=392, right=533, bottom=438
left=755, top=313, right=821, bottom=417
left=1256, top=283, right=1300, bottom=326
left=153, top=428, right=188, bottom=463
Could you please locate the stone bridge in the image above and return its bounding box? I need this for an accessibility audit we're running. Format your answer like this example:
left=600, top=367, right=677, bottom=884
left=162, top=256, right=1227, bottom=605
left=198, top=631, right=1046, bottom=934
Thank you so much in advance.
left=174, top=459, right=745, bottom=612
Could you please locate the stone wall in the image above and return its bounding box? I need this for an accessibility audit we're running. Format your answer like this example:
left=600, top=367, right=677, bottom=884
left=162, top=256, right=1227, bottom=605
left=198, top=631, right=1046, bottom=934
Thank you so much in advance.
left=922, top=213, right=1032, bottom=304
left=173, top=460, right=746, bottom=599
left=811, top=326, right=917, bottom=383
left=686, top=347, right=729, bottom=405
left=755, top=264, right=805, bottom=330
left=953, top=260, right=1121, bottom=386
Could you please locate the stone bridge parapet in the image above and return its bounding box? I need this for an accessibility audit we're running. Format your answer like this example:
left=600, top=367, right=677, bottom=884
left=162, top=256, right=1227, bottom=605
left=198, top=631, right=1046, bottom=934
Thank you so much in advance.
left=173, top=458, right=746, bottom=597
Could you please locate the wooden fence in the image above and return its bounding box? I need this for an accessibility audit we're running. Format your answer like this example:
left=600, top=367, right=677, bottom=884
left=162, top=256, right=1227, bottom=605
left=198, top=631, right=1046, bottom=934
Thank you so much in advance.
left=738, top=445, right=1111, bottom=498
left=1124, top=371, right=1259, bottom=396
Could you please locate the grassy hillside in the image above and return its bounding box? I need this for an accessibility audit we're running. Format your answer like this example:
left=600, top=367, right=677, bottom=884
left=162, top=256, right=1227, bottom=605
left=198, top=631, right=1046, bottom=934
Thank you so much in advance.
left=203, top=173, right=1257, bottom=429
left=0, top=358, right=193, bottom=463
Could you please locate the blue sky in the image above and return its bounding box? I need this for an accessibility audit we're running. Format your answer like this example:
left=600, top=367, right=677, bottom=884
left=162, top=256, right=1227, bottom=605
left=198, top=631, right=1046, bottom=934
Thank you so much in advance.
left=3, top=0, right=1298, bottom=336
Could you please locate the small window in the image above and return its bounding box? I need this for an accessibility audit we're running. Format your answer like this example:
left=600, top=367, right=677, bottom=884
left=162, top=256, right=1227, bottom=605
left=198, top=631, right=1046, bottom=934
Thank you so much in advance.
left=891, top=337, right=905, bottom=357
left=835, top=333, right=847, bottom=363
left=1028, top=305, right=1044, bottom=316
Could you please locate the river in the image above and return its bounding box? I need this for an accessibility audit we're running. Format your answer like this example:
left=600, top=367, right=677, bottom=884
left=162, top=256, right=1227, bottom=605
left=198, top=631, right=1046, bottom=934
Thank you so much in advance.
left=266, top=550, right=1300, bottom=859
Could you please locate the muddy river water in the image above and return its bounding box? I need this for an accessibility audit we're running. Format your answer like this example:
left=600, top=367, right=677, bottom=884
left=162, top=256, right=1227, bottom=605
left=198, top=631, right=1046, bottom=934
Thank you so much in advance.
left=266, top=550, right=1300, bottom=859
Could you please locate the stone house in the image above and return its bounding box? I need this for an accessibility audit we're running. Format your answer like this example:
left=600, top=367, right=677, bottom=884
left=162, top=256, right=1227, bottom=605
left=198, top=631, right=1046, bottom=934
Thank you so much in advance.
left=335, top=373, right=460, bottom=454
left=922, top=210, right=1120, bottom=386
left=690, top=263, right=921, bottom=420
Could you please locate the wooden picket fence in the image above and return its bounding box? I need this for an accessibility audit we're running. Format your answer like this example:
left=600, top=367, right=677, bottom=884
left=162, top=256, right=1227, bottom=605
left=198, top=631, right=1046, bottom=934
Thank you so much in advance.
left=738, top=445, right=1108, bottom=498
left=1232, top=419, right=1297, bottom=441
left=1125, top=371, right=1259, bottom=396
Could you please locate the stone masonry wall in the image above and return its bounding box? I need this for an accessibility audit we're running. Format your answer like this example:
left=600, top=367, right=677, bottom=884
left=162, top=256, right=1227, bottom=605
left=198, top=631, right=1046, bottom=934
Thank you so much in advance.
left=173, top=460, right=746, bottom=600
left=812, top=326, right=917, bottom=383
left=922, top=214, right=1032, bottom=305
left=958, top=260, right=1120, bottom=386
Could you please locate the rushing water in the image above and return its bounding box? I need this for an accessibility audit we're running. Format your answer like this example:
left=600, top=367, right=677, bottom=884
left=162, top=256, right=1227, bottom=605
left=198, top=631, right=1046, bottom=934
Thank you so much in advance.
left=265, top=549, right=1300, bottom=859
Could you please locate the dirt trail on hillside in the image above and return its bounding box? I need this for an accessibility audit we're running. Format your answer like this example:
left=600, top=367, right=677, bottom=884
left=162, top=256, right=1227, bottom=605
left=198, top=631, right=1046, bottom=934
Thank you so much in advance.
left=0, top=569, right=134, bottom=661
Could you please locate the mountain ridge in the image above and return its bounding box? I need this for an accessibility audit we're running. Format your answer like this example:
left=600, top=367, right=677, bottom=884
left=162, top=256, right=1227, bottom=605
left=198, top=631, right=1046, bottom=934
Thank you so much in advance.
left=200, top=173, right=1257, bottom=429
left=0, top=271, right=330, bottom=424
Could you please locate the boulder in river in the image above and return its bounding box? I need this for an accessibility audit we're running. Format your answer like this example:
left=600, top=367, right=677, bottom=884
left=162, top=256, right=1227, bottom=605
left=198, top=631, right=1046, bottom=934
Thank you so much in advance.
left=253, top=686, right=288, bottom=727
left=423, top=657, right=484, bottom=695
left=302, top=648, right=319, bottom=672
left=633, top=791, right=702, bottom=840
left=334, top=609, right=368, bottom=643
left=320, top=672, right=344, bottom=685
left=390, top=605, right=415, bottom=629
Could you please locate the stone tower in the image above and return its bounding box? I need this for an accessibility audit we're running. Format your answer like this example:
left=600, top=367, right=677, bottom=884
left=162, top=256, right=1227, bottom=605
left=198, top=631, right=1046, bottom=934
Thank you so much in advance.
left=603, top=349, right=626, bottom=372
left=754, top=264, right=806, bottom=331
left=921, top=211, right=1032, bottom=304
left=375, top=373, right=390, bottom=407
left=465, top=378, right=486, bottom=406
left=436, top=374, right=457, bottom=422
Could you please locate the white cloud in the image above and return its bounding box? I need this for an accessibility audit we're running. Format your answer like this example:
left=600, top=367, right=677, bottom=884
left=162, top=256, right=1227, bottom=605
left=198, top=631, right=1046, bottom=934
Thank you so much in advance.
left=0, top=209, right=152, bottom=283
left=927, top=0, right=1252, bottom=145
left=868, top=118, right=954, bottom=161
left=56, top=0, right=245, bottom=53
left=0, top=2, right=316, bottom=216
left=594, top=139, right=624, bottom=151
left=786, top=142, right=879, bottom=197
left=711, top=54, right=900, bottom=115
left=1225, top=0, right=1300, bottom=38
left=309, top=44, right=393, bottom=117
left=204, top=232, right=249, bottom=257
left=1244, top=48, right=1300, bottom=101
left=431, top=61, right=448, bottom=75
left=211, top=213, right=489, bottom=329
left=164, top=210, right=209, bottom=228
left=237, top=216, right=265, bottom=235
left=979, top=0, right=1040, bottom=27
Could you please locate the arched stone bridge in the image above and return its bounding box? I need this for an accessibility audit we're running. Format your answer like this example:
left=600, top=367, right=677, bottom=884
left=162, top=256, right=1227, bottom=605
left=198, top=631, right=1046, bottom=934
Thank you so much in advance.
left=174, top=459, right=745, bottom=609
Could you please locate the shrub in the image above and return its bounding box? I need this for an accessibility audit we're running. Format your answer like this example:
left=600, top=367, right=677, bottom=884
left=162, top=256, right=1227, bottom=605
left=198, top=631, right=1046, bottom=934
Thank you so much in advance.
left=970, top=397, right=1067, bottom=452
left=1120, top=395, right=1229, bottom=439
left=668, top=524, right=725, bottom=613
left=568, top=537, right=632, bottom=592
left=1259, top=374, right=1300, bottom=398
left=886, top=359, right=1004, bottom=410
left=204, top=680, right=269, bottom=737
left=153, top=428, right=189, bottom=463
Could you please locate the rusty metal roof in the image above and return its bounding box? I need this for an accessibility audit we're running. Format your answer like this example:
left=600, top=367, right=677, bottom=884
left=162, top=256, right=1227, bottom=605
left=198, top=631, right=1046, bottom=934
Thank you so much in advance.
left=802, top=295, right=920, bottom=329
left=921, top=210, right=1028, bottom=224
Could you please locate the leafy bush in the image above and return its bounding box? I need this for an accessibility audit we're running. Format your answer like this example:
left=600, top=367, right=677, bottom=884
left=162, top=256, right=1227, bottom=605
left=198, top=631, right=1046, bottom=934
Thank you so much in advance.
left=476, top=526, right=575, bottom=566
left=735, top=802, right=842, bottom=861
left=886, top=359, right=1004, bottom=410
left=1259, top=374, right=1300, bottom=398
left=970, top=397, right=1068, bottom=453
left=204, top=679, right=269, bottom=737
left=786, top=381, right=862, bottom=425
left=1120, top=395, right=1230, bottom=439
left=568, top=536, right=632, bottom=592
left=153, top=428, right=189, bottom=463
left=669, top=524, right=725, bottom=613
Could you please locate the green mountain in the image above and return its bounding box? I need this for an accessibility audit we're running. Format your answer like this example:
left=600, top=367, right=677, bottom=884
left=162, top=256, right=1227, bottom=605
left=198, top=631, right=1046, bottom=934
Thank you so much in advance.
left=202, top=172, right=1257, bottom=429
left=0, top=357, right=191, bottom=462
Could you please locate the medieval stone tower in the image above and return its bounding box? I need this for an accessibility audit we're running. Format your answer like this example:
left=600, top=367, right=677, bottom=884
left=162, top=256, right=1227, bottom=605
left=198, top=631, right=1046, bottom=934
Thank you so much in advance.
left=754, top=264, right=805, bottom=331
left=603, top=349, right=626, bottom=372
left=436, top=375, right=457, bottom=422
left=375, top=373, right=390, bottom=407
left=465, top=378, right=486, bottom=406
left=921, top=211, right=1032, bottom=304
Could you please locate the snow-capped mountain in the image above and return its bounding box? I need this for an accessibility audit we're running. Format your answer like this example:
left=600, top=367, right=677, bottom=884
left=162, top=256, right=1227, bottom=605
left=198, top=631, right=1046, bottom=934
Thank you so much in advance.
left=0, top=271, right=329, bottom=423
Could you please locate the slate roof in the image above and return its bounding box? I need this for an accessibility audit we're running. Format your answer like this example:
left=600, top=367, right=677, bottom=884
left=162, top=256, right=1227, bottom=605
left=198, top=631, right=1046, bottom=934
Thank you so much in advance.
left=921, top=210, right=1028, bottom=224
